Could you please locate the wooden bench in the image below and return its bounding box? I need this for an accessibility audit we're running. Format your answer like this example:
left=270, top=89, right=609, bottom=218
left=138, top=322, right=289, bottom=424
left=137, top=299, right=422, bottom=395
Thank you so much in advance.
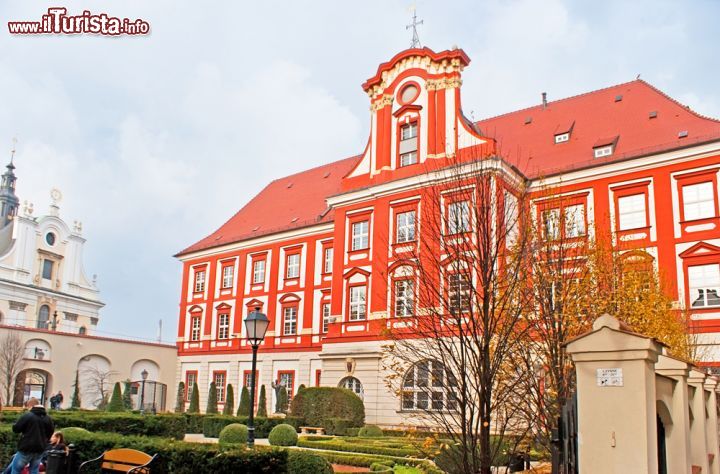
left=300, top=426, right=325, bottom=435
left=79, top=448, right=156, bottom=473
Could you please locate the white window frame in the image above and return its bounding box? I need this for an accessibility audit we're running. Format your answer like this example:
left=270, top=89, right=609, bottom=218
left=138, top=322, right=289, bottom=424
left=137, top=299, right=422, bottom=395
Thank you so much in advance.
left=190, top=316, right=201, bottom=341
left=217, top=313, right=229, bottom=340
left=447, top=273, right=471, bottom=314
left=401, top=122, right=417, bottom=141
left=564, top=204, right=586, bottom=238
left=222, top=265, right=234, bottom=289
left=283, top=306, right=297, bottom=335
left=402, top=360, right=457, bottom=412
left=322, top=303, right=332, bottom=333
left=339, top=376, right=364, bottom=399
left=186, top=372, right=197, bottom=401
left=323, top=247, right=333, bottom=274
left=594, top=145, right=613, bottom=158
left=286, top=253, right=300, bottom=279
left=399, top=151, right=418, bottom=167
left=194, top=270, right=205, bottom=293
left=617, top=194, right=647, bottom=230
left=542, top=208, right=561, bottom=240
left=351, top=221, right=369, bottom=251
left=349, top=286, right=367, bottom=321
left=395, top=279, right=415, bottom=317
left=682, top=182, right=715, bottom=221
left=554, top=133, right=569, bottom=144
left=447, top=201, right=470, bottom=234
left=396, top=210, right=416, bottom=243
left=252, top=259, right=266, bottom=284
left=214, top=372, right=226, bottom=402
left=688, top=264, right=720, bottom=308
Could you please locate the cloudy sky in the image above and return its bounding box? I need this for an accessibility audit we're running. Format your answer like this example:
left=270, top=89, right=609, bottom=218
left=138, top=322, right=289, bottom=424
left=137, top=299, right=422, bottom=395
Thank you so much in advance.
left=1, top=0, right=718, bottom=342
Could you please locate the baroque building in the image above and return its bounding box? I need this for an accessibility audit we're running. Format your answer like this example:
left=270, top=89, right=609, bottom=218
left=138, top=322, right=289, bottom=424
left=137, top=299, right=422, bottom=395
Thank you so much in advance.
left=175, top=47, right=720, bottom=425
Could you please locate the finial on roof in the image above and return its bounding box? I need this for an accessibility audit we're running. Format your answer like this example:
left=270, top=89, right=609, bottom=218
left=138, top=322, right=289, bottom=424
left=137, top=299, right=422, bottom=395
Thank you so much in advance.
left=406, top=5, right=423, bottom=48
left=9, top=137, right=17, bottom=167
left=636, top=73, right=641, bottom=80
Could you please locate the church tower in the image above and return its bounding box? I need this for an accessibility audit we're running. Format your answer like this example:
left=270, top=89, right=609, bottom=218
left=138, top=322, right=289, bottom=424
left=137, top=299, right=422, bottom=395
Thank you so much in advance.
left=0, top=148, right=19, bottom=228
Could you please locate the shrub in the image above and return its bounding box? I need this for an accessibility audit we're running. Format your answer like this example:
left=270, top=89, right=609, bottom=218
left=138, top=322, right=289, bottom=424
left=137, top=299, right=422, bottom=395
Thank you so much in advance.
left=287, top=450, right=332, bottom=474
left=219, top=423, right=248, bottom=447
left=257, top=385, right=268, bottom=417
left=184, top=413, right=204, bottom=434
left=268, top=424, right=298, bottom=446
left=0, top=425, right=289, bottom=474
left=203, top=415, right=304, bottom=438
left=370, top=462, right=394, bottom=473
left=71, top=370, right=81, bottom=409
left=207, top=382, right=218, bottom=414
left=122, top=380, right=133, bottom=411
left=188, top=382, right=200, bottom=413
left=290, top=387, right=364, bottom=428
left=223, top=385, right=235, bottom=416
left=175, top=382, right=185, bottom=413
left=297, top=437, right=418, bottom=457
left=321, top=417, right=351, bottom=436
left=346, top=428, right=361, bottom=437
left=277, top=385, right=288, bottom=413
left=106, top=383, right=124, bottom=412
left=358, top=425, right=384, bottom=437
left=238, top=386, right=251, bottom=416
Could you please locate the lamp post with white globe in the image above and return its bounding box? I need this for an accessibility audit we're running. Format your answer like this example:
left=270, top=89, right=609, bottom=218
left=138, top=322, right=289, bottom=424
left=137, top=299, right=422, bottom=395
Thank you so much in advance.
left=244, top=307, right=269, bottom=448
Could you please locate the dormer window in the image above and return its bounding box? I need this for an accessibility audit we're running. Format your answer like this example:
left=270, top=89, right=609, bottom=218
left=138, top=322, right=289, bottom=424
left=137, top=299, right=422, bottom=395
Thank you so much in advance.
left=554, top=133, right=570, bottom=144
left=399, top=122, right=419, bottom=167
left=594, top=145, right=614, bottom=158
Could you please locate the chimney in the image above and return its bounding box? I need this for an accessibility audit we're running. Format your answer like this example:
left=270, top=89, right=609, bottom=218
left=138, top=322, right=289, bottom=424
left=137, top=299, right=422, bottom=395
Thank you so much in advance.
left=542, top=92, right=547, bottom=109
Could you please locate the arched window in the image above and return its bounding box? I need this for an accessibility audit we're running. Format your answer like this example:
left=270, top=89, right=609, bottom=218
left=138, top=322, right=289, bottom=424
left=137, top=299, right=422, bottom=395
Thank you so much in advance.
left=401, top=360, right=457, bottom=411
left=37, top=305, right=50, bottom=329
left=78, top=326, right=87, bottom=335
left=339, top=377, right=363, bottom=399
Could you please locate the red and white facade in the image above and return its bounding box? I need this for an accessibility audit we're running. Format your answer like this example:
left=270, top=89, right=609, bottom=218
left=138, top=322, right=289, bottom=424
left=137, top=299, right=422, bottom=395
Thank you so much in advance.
left=175, top=47, right=720, bottom=424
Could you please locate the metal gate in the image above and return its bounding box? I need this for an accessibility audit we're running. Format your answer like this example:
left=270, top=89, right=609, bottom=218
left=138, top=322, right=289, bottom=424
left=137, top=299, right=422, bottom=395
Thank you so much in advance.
left=551, top=392, right=578, bottom=474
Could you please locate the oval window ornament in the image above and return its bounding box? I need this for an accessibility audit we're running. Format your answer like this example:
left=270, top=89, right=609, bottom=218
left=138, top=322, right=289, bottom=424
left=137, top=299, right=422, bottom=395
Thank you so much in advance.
left=399, top=84, right=419, bottom=105
left=45, top=232, right=56, bottom=246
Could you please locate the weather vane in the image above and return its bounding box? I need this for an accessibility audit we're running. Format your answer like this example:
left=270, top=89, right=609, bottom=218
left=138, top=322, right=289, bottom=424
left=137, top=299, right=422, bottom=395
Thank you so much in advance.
left=406, top=5, right=423, bottom=48
left=10, top=137, right=17, bottom=164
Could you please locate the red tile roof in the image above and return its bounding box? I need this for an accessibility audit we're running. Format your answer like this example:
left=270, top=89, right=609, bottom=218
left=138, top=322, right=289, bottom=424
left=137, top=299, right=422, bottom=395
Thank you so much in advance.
left=176, top=156, right=360, bottom=256
left=179, top=79, right=720, bottom=257
left=476, top=80, right=720, bottom=178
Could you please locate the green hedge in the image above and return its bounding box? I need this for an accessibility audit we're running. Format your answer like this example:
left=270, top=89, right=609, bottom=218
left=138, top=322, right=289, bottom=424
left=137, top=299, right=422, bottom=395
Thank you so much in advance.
left=0, top=425, right=286, bottom=474
left=321, top=417, right=351, bottom=436
left=289, top=387, right=364, bottom=428
left=306, top=451, right=442, bottom=474
left=203, top=415, right=303, bottom=438
left=297, top=437, right=419, bottom=457
left=287, top=451, right=333, bottom=474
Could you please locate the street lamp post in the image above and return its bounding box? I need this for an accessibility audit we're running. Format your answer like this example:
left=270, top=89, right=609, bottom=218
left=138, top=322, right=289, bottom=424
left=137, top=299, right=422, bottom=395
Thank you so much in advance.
left=140, top=369, right=148, bottom=415
left=244, top=307, right=269, bottom=449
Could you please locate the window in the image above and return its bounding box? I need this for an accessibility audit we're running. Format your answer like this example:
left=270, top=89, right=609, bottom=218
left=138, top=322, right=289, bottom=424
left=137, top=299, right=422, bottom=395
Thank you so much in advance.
left=252, top=259, right=266, bottom=284
left=278, top=371, right=295, bottom=400
left=399, top=122, right=419, bottom=167
left=185, top=372, right=198, bottom=401
left=214, top=372, right=226, bottom=403
left=504, top=192, right=519, bottom=243
left=349, top=286, right=367, bottom=321
left=448, top=201, right=470, bottom=234
left=448, top=273, right=470, bottom=315
left=542, top=208, right=560, bottom=240
left=688, top=264, right=720, bottom=308
left=323, top=247, right=333, bottom=274
left=399, top=84, right=419, bottom=104
left=194, top=269, right=205, bottom=293
left=402, top=360, right=457, bottom=411
left=682, top=182, right=715, bottom=221
left=555, top=133, right=569, bottom=144
left=78, top=326, right=86, bottom=335
left=45, top=232, right=56, bottom=246
left=37, top=305, right=50, bottom=330
left=217, top=313, right=229, bottom=340
left=283, top=306, right=297, bottom=335
left=286, top=253, right=300, bottom=279
left=221, top=265, right=234, bottom=289
left=396, top=211, right=416, bottom=243
left=351, top=221, right=369, bottom=251
left=618, top=194, right=647, bottom=230
left=395, top=279, right=414, bottom=317
left=190, top=316, right=201, bottom=341
left=594, top=145, right=613, bottom=158
left=322, top=303, right=332, bottom=333
left=564, top=204, right=586, bottom=238
left=339, top=377, right=364, bottom=399
left=42, top=260, right=53, bottom=280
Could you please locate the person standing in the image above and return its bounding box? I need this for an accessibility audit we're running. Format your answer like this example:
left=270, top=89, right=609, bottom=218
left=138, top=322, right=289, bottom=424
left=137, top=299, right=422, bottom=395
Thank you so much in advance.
left=55, top=391, right=63, bottom=410
left=9, top=398, right=54, bottom=474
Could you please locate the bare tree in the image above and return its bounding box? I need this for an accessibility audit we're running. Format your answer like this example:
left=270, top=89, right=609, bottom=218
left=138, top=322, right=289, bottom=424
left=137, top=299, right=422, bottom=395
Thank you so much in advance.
left=382, top=156, right=533, bottom=474
left=81, top=365, right=117, bottom=409
left=0, top=331, right=25, bottom=406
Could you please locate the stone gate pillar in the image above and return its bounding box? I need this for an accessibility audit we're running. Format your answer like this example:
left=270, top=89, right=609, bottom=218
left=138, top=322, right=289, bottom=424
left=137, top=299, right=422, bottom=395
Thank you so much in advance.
left=566, top=314, right=663, bottom=474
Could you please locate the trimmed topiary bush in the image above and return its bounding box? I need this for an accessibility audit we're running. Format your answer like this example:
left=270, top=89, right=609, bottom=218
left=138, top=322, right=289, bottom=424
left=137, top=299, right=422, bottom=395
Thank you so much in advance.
left=219, top=423, right=248, bottom=447
left=290, top=387, right=364, bottom=428
left=61, top=427, right=89, bottom=439
left=223, top=385, right=235, bottom=416
left=206, top=382, right=218, bottom=414
left=358, top=424, right=384, bottom=437
left=238, top=386, right=251, bottom=417
left=188, top=382, right=200, bottom=413
left=287, top=450, right=333, bottom=474
left=257, top=385, right=268, bottom=417
left=106, top=382, right=124, bottom=412
left=268, top=423, right=298, bottom=446
left=175, top=382, right=185, bottom=413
